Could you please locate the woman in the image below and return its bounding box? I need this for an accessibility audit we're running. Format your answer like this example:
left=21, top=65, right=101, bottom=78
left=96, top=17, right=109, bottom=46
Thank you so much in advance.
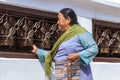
left=32, top=8, right=98, bottom=80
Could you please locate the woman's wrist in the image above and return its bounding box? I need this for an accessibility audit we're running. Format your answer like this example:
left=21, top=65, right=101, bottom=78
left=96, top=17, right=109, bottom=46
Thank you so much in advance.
left=35, top=48, right=38, bottom=54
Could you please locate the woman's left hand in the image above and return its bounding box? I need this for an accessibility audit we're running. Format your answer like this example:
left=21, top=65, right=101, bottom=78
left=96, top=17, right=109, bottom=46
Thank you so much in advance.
left=67, top=53, right=80, bottom=62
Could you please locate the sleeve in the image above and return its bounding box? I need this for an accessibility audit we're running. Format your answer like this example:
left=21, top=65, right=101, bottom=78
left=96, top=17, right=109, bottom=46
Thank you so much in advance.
left=78, top=32, right=98, bottom=66
left=37, top=49, right=50, bottom=63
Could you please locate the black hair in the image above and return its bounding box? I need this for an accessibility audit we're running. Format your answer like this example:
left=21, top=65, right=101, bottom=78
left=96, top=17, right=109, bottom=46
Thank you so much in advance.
left=59, top=8, right=78, bottom=25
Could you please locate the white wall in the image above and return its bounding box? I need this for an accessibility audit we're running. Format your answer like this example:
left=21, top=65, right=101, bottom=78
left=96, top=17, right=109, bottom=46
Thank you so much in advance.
left=0, top=0, right=120, bottom=80
left=0, top=58, right=46, bottom=80
left=91, top=62, right=120, bottom=80
left=78, top=16, right=92, bottom=33
left=1, top=57, right=120, bottom=80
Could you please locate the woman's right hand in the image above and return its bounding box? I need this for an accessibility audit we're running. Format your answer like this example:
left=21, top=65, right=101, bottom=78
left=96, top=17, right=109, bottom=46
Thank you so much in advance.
left=32, top=45, right=38, bottom=54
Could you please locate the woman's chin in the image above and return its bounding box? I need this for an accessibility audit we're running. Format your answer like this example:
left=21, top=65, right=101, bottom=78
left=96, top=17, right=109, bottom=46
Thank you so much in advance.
left=59, top=28, right=65, bottom=31
left=58, top=26, right=66, bottom=31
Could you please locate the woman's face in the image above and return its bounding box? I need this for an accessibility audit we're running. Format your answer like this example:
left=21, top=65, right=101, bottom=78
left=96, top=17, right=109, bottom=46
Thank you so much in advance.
left=57, top=12, right=70, bottom=31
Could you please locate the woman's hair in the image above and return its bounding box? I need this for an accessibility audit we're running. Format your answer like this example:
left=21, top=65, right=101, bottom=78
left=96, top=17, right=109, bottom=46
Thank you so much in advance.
left=60, top=8, right=78, bottom=25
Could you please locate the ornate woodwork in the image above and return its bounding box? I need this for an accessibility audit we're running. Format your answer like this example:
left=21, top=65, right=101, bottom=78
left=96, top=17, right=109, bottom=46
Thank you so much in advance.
left=0, top=3, right=60, bottom=58
left=92, top=19, right=120, bottom=58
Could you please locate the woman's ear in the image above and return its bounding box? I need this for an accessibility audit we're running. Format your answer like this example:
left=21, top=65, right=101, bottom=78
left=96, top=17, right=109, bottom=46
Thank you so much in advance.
left=66, top=17, right=71, bottom=23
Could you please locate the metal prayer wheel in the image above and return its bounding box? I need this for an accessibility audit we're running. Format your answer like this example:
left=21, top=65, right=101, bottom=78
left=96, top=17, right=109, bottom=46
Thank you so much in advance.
left=0, top=13, right=59, bottom=53
left=93, top=20, right=120, bottom=57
